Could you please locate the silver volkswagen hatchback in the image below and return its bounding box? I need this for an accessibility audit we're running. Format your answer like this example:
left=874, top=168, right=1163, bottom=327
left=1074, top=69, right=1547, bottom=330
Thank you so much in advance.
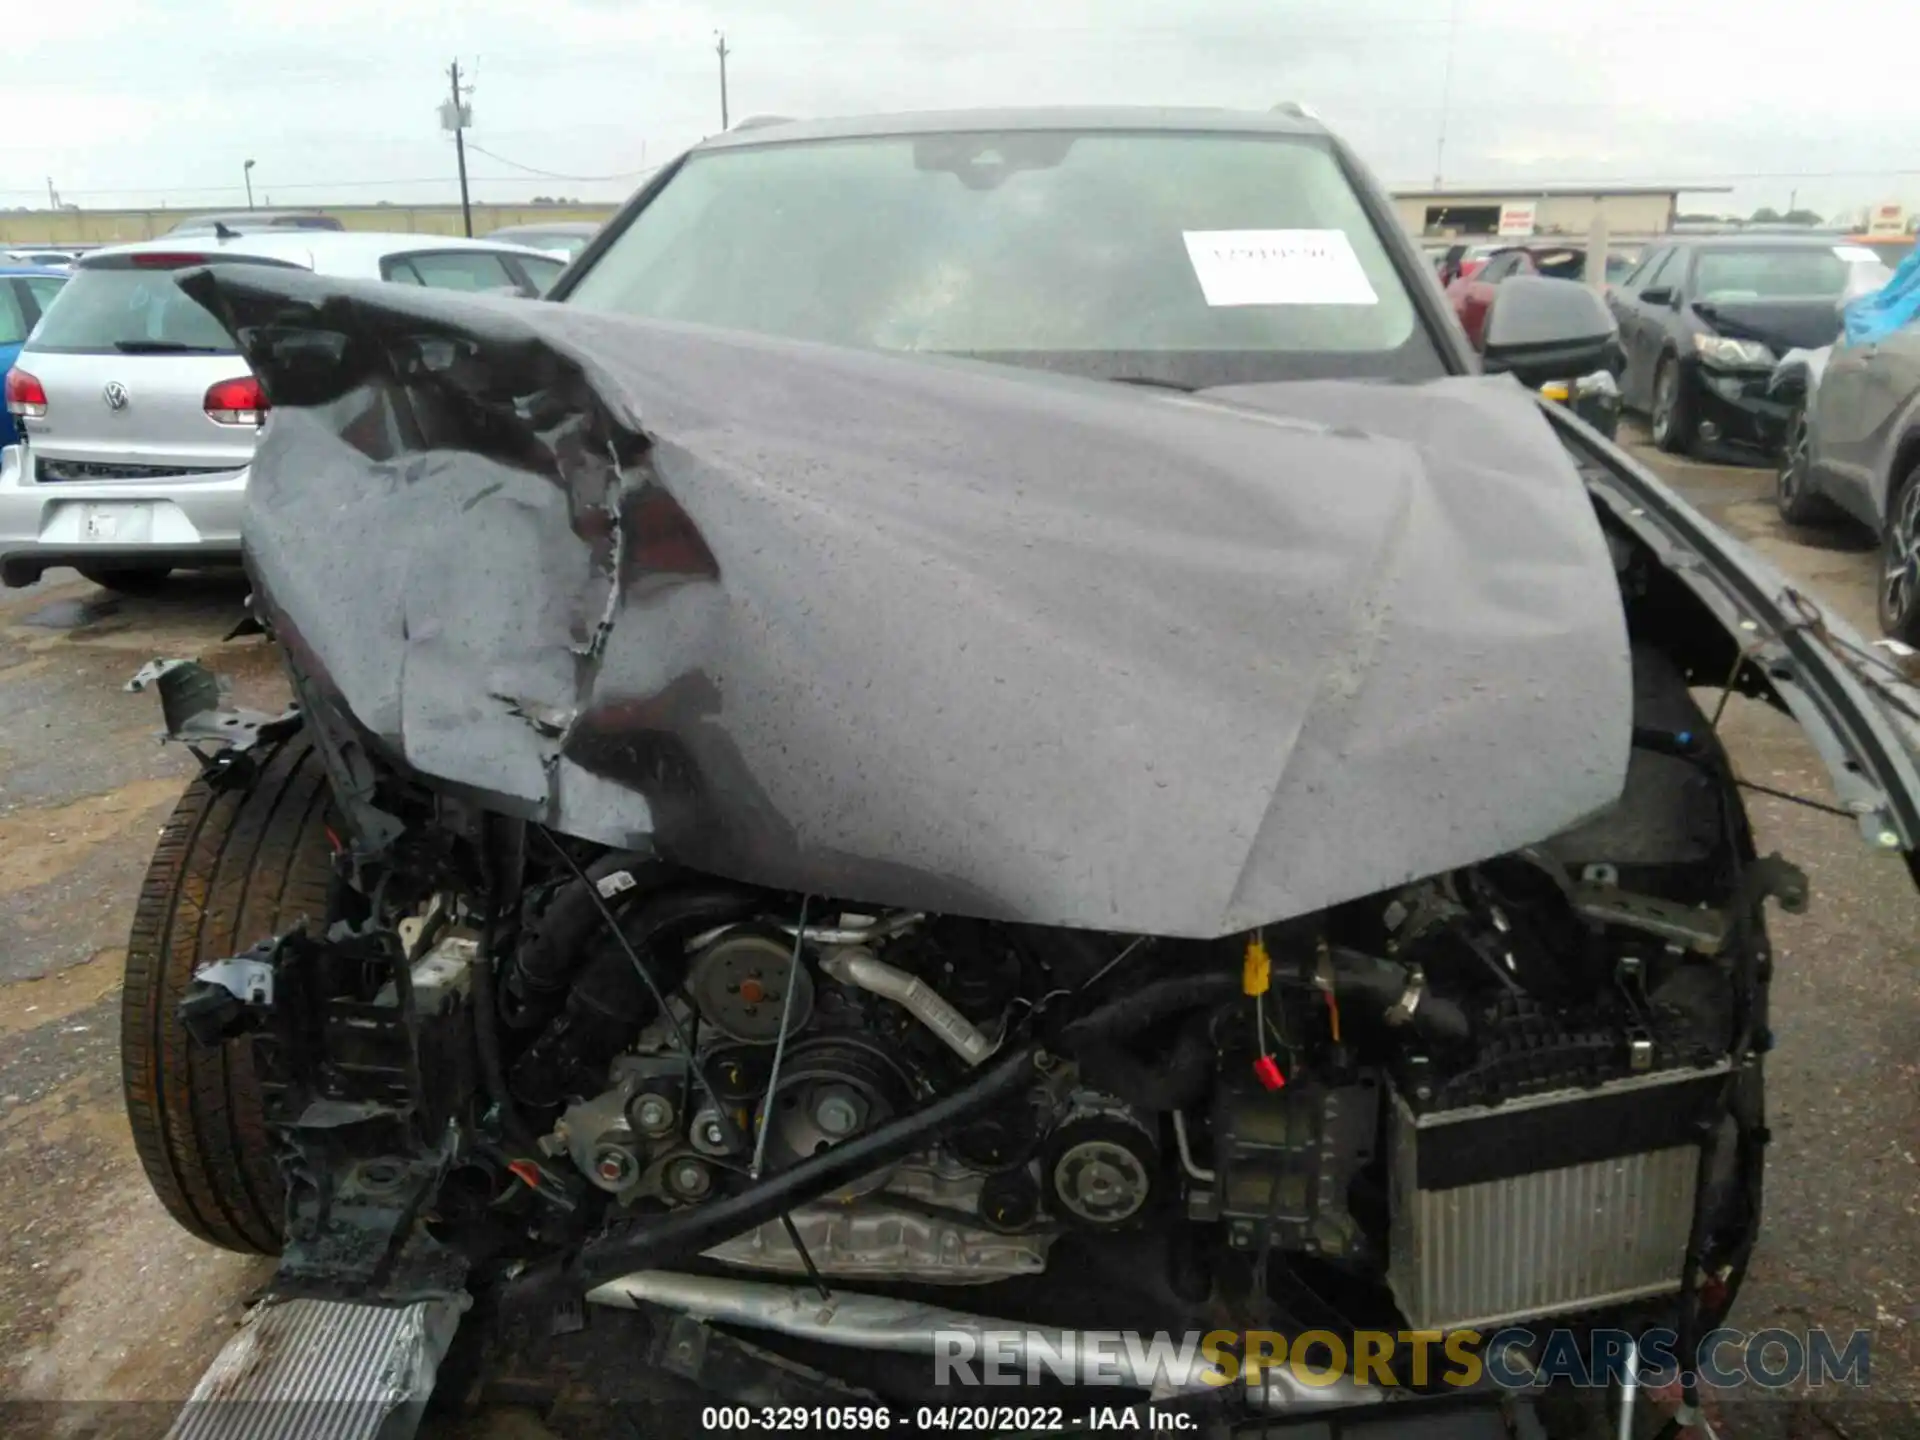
left=0, top=230, right=567, bottom=591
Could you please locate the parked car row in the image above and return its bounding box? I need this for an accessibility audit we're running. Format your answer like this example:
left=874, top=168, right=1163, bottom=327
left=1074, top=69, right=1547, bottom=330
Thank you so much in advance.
left=0, top=228, right=572, bottom=591
left=1603, top=234, right=1892, bottom=458
left=1763, top=242, right=1920, bottom=639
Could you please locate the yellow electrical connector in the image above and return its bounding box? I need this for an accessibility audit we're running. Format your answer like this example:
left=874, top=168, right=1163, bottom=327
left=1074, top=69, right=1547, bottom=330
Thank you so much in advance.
left=1242, top=934, right=1271, bottom=996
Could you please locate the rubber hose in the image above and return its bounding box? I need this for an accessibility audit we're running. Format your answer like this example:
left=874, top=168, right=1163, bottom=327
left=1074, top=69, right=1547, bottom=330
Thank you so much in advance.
left=1323, top=948, right=1471, bottom=1045
left=506, top=886, right=770, bottom=1112
left=1056, top=972, right=1241, bottom=1052
left=509, top=851, right=661, bottom=1004
left=473, top=914, right=537, bottom=1149
left=510, top=1040, right=1045, bottom=1304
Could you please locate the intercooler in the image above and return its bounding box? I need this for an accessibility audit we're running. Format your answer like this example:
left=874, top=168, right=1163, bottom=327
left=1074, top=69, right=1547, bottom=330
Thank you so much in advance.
left=1387, top=1063, right=1731, bottom=1332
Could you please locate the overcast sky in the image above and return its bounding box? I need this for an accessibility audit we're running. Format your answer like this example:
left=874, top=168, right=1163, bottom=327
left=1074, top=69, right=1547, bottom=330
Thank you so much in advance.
left=5, top=0, right=1909, bottom=220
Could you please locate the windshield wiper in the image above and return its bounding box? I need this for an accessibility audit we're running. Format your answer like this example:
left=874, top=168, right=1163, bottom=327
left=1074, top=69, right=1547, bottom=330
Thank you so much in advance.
left=1106, top=375, right=1197, bottom=393
left=112, top=340, right=227, bottom=354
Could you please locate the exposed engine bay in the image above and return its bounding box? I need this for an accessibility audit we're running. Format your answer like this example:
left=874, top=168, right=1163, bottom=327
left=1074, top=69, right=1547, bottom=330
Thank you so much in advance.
left=172, top=634, right=1801, bottom=1410
left=132, top=260, right=1920, bottom=1424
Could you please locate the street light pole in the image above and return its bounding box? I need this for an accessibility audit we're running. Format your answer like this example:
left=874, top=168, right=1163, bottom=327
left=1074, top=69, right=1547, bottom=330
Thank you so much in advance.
left=715, top=32, right=731, bottom=131
left=244, top=159, right=256, bottom=210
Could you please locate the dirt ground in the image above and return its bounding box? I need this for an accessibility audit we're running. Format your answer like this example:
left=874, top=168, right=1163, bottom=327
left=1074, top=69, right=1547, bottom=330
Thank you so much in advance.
left=0, top=428, right=1914, bottom=1438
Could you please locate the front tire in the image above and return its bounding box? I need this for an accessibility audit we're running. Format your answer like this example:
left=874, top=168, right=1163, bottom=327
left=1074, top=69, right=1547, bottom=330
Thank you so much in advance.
left=1775, top=405, right=1834, bottom=525
left=121, top=734, right=335, bottom=1254
left=78, top=564, right=173, bottom=596
left=1879, top=465, right=1920, bottom=645
left=1650, top=356, right=1694, bottom=456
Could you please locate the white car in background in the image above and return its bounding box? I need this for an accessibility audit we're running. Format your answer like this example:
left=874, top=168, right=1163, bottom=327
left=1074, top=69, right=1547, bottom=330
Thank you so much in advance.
left=5, top=248, right=82, bottom=268
left=485, top=221, right=600, bottom=268
left=1, top=231, right=567, bottom=592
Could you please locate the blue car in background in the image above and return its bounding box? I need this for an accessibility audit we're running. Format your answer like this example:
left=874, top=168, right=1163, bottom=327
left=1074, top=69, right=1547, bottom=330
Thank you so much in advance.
left=1, top=265, right=69, bottom=446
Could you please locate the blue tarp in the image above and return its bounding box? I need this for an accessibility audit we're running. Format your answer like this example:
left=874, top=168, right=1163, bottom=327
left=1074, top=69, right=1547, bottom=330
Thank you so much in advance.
left=1844, top=240, right=1920, bottom=347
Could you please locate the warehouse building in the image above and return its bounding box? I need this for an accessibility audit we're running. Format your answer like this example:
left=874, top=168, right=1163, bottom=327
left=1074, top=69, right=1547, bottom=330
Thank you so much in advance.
left=1392, top=185, right=1729, bottom=241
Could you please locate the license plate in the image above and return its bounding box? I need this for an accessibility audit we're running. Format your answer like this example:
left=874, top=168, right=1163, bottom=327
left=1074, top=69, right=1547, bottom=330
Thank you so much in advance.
left=79, top=503, right=154, bottom=543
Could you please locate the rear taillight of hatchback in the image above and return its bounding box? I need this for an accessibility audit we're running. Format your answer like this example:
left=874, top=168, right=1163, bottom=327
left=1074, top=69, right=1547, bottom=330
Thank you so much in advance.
left=204, top=376, right=268, bottom=427
left=5, top=368, right=47, bottom=419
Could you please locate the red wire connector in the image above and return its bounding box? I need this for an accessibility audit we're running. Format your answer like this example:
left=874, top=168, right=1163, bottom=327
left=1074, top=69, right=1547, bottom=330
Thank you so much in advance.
left=1253, top=1054, right=1286, bottom=1091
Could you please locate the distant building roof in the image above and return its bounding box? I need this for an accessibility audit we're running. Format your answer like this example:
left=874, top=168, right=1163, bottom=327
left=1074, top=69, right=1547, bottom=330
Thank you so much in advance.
left=1395, top=184, right=1734, bottom=198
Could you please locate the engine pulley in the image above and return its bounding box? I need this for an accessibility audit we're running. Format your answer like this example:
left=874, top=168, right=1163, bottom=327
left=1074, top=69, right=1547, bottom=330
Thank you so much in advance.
left=1042, top=1097, right=1159, bottom=1229
left=686, top=927, right=815, bottom=1044
left=754, top=1036, right=915, bottom=1199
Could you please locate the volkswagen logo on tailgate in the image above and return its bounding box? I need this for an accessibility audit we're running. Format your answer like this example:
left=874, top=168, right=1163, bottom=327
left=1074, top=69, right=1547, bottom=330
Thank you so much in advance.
left=102, top=382, right=129, bottom=411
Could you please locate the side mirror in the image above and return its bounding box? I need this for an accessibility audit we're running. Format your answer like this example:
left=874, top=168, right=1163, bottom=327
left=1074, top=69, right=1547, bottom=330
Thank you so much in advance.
left=1639, top=286, right=1677, bottom=309
left=1481, top=276, right=1626, bottom=389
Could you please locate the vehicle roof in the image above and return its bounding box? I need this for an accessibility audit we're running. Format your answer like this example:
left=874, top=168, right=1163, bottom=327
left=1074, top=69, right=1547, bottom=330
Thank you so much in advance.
left=1661, top=233, right=1871, bottom=250
left=168, top=209, right=337, bottom=227
left=693, top=105, right=1326, bottom=153
left=76, top=230, right=565, bottom=269
left=489, top=221, right=599, bottom=237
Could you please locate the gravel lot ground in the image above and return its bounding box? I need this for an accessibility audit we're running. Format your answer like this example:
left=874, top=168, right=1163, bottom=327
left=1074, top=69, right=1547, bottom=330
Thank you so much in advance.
left=0, top=426, right=1913, bottom=1438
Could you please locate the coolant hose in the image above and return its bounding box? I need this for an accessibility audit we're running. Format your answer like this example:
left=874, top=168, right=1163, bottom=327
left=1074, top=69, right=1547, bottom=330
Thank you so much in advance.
left=1323, top=948, right=1471, bottom=1045
left=505, top=851, right=661, bottom=1018
left=506, top=1040, right=1046, bottom=1307
left=1055, top=972, right=1241, bottom=1052
left=506, top=885, right=768, bottom=1111
left=474, top=920, right=529, bottom=1145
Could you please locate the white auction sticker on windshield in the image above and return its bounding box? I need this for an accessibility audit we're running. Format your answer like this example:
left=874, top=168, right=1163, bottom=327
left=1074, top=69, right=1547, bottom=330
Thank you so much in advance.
left=1834, top=245, right=1883, bottom=263
left=1182, top=229, right=1379, bottom=307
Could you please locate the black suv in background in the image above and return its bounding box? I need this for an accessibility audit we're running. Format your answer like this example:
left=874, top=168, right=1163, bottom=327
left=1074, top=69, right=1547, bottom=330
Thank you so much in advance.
left=1608, top=234, right=1888, bottom=458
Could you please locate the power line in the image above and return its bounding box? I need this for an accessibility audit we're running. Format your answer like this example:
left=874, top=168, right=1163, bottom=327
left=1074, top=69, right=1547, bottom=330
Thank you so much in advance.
left=459, top=142, right=655, bottom=183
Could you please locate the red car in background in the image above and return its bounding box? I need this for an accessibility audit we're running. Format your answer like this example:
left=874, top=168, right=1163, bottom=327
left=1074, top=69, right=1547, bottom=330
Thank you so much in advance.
left=1444, top=244, right=1637, bottom=347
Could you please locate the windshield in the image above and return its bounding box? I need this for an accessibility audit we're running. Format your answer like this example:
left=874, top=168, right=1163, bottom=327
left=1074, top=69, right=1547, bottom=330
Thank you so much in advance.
left=1692, top=246, right=1889, bottom=302
left=27, top=257, right=296, bottom=354
left=564, top=130, right=1442, bottom=386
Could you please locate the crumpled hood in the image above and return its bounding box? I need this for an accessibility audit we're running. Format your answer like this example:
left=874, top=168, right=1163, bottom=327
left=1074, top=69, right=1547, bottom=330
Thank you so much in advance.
left=179, top=266, right=1632, bottom=939
left=1694, top=298, right=1844, bottom=354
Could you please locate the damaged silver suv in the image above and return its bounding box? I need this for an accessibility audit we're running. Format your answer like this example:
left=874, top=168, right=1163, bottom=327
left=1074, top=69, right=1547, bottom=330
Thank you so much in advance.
left=121, top=109, right=1920, bottom=1432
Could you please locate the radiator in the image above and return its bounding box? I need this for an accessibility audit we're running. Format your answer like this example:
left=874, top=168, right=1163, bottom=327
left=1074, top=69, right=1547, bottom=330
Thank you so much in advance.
left=1387, top=1065, right=1728, bottom=1333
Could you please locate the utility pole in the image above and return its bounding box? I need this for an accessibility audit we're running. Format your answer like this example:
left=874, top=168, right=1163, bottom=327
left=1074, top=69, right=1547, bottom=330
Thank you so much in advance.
left=447, top=60, right=474, bottom=237
left=45, top=176, right=57, bottom=209
left=1432, top=0, right=1461, bottom=188
left=244, top=159, right=257, bottom=209
left=715, top=32, right=731, bottom=131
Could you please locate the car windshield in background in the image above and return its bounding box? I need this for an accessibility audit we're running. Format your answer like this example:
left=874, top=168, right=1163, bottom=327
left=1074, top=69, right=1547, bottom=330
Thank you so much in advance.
left=1693, top=246, right=1886, bottom=302
left=27, top=259, right=290, bottom=354
left=565, top=130, right=1441, bottom=386
left=519, top=233, right=590, bottom=258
